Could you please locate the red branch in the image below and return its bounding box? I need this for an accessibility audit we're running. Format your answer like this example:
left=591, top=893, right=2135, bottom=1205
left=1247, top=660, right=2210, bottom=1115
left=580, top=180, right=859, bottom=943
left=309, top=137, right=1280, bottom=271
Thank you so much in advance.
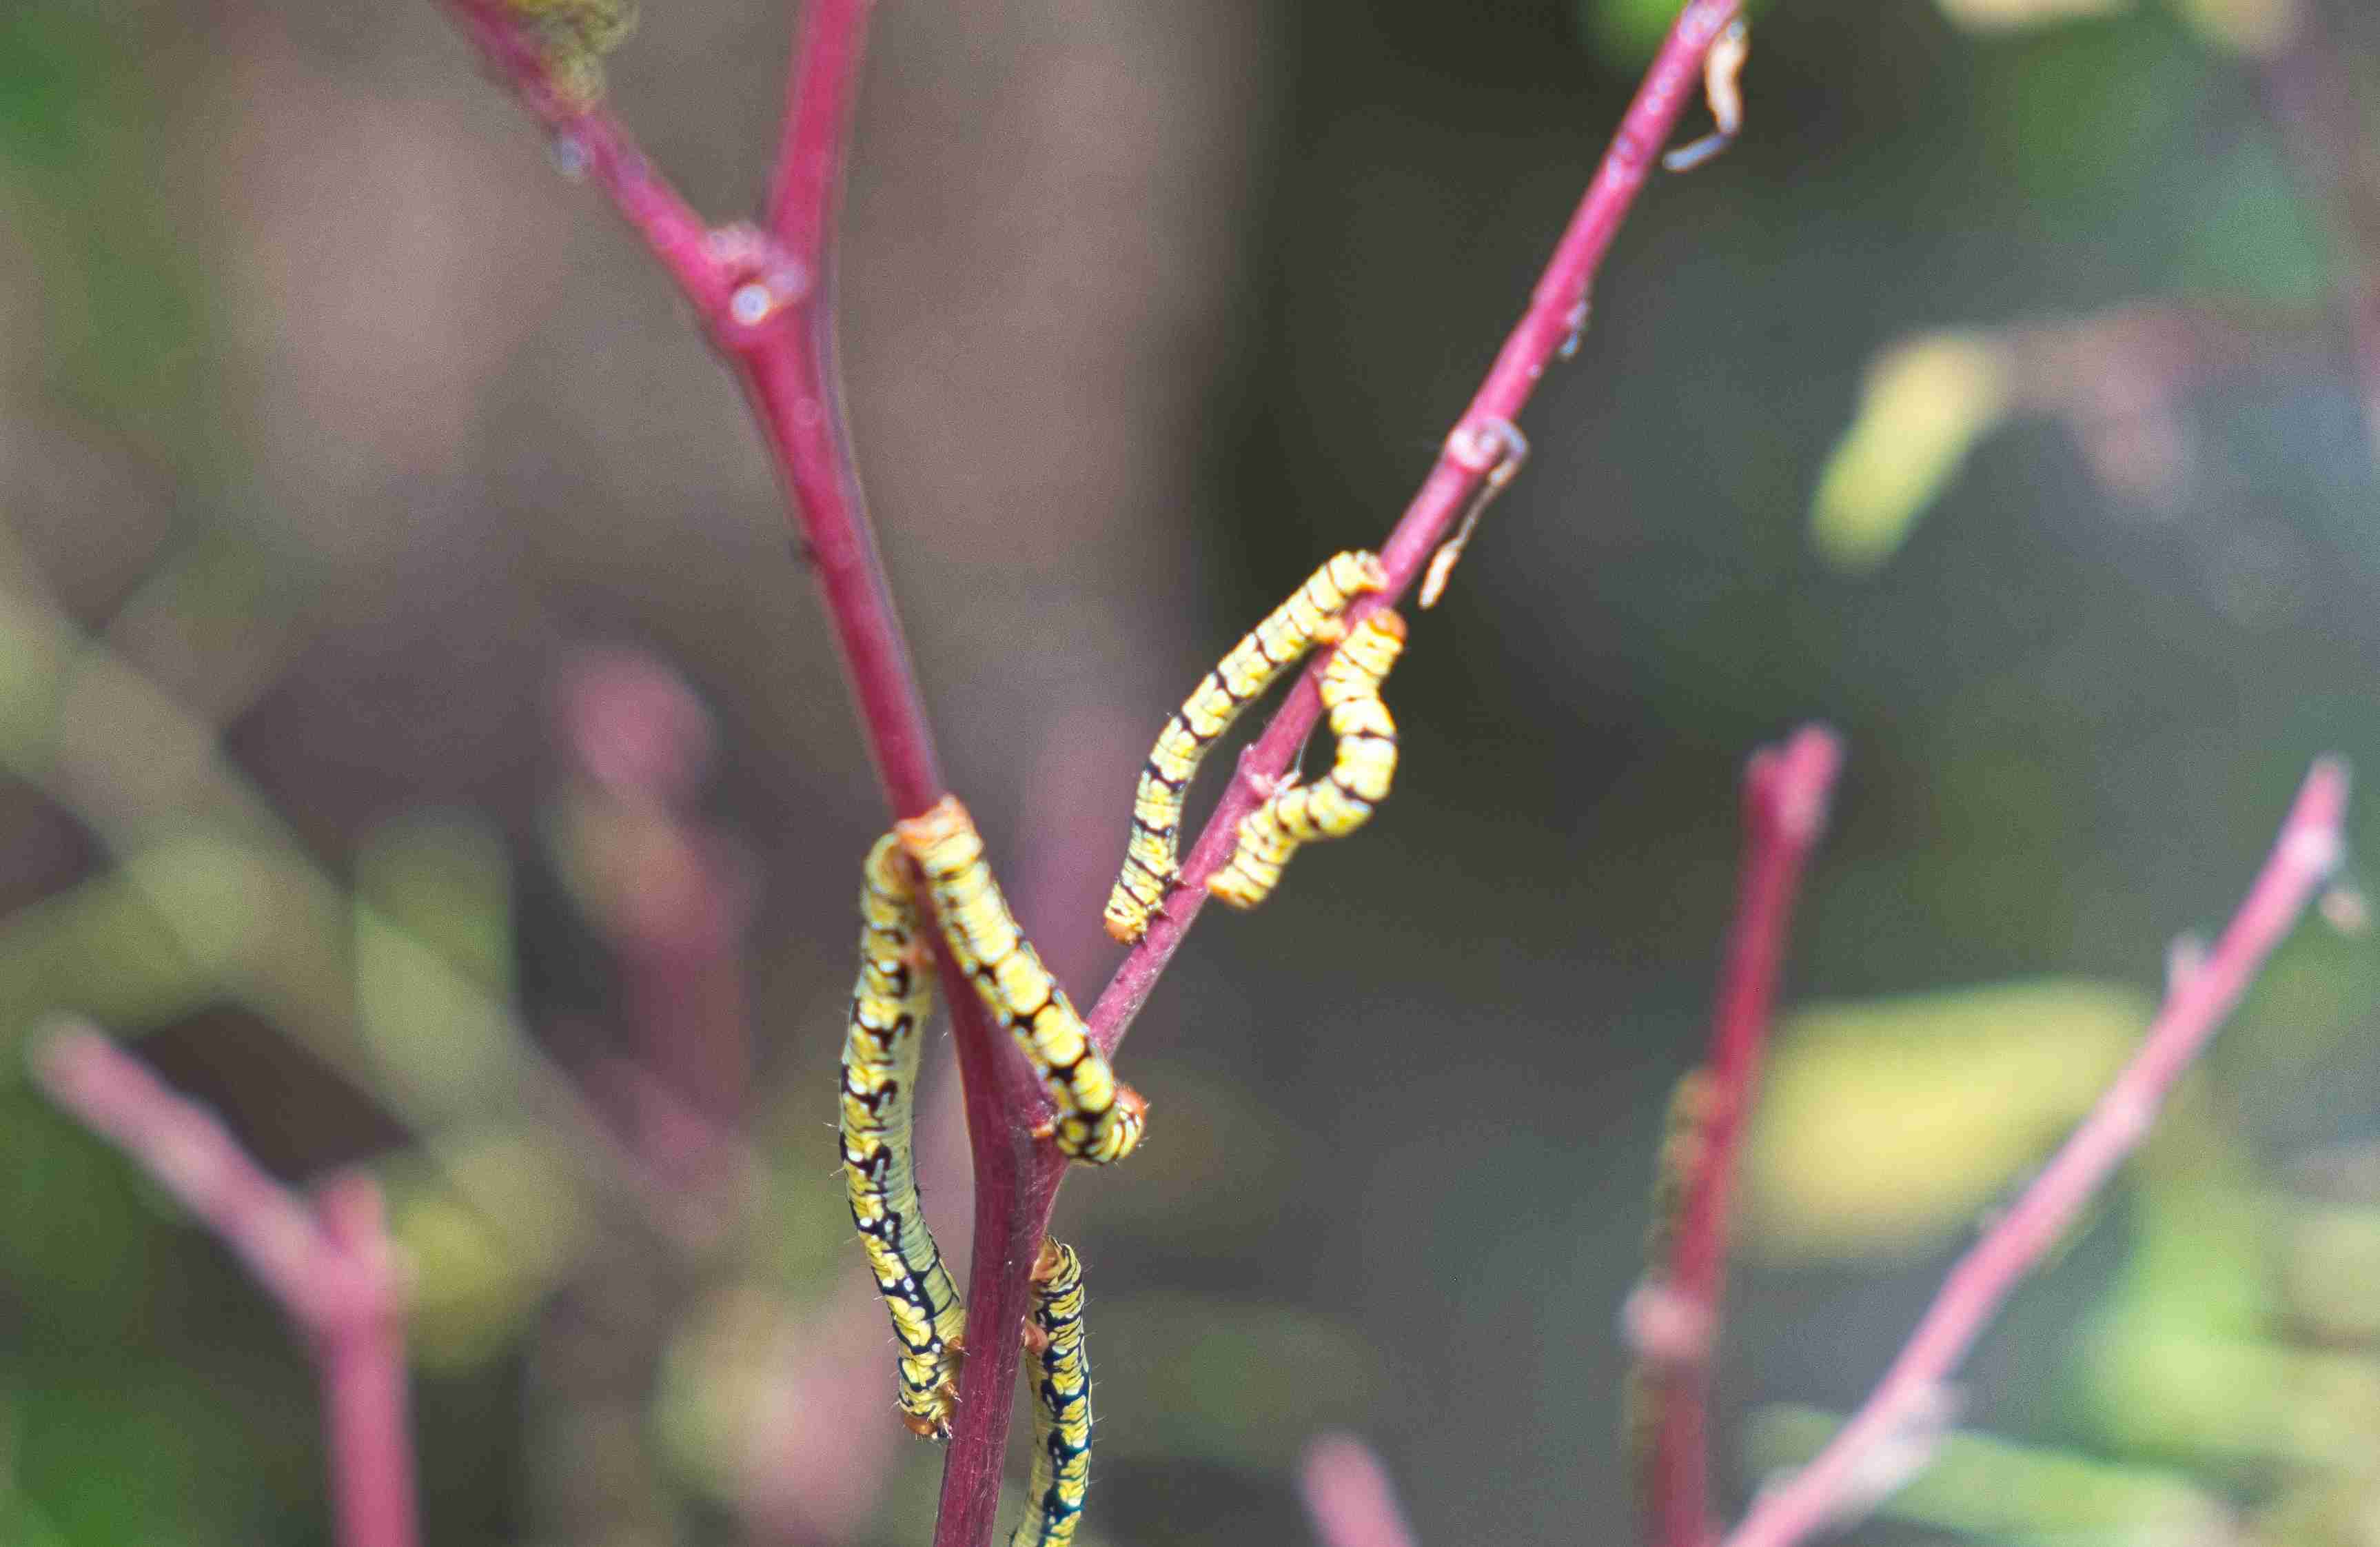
left=1301, top=1433, right=1425, bottom=1547
left=1715, top=756, right=2350, bottom=1547
left=428, top=5, right=1051, bottom=1541
left=1634, top=727, right=1842, bottom=1547
left=31, top=1026, right=420, bottom=1547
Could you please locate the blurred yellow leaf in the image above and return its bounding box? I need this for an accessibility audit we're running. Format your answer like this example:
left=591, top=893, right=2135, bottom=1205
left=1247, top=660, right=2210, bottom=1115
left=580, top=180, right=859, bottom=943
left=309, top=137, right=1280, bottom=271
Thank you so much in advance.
left=1744, top=979, right=2148, bottom=1258
left=2084, top=1311, right=2380, bottom=1466
left=1810, top=331, right=2015, bottom=572
left=1934, top=0, right=2130, bottom=30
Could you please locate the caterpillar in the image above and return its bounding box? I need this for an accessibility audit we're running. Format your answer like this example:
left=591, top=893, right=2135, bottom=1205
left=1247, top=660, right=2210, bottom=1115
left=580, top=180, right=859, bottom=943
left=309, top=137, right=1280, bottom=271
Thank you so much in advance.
left=837, top=834, right=970, bottom=1440
left=504, top=0, right=638, bottom=103
left=897, top=797, right=1148, bottom=1165
left=1103, top=550, right=1388, bottom=944
left=1206, top=609, right=1407, bottom=910
left=1010, top=1238, right=1092, bottom=1547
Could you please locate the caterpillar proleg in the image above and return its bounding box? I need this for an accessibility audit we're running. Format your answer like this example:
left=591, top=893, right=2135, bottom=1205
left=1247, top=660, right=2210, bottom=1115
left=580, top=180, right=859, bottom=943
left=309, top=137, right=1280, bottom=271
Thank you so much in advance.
left=1207, top=609, right=1407, bottom=910
left=1008, top=1238, right=1092, bottom=1547
left=1103, top=550, right=1387, bottom=943
left=838, top=835, right=969, bottom=1439
left=897, top=797, right=1148, bottom=1164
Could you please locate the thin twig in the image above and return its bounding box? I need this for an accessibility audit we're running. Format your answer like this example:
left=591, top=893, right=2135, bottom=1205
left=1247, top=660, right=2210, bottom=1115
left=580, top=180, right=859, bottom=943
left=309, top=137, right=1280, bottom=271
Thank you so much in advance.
left=1716, top=756, right=2350, bottom=1547
left=1635, top=726, right=1842, bottom=1547
left=1301, top=1433, right=1424, bottom=1547
left=1081, top=0, right=1749, bottom=1059
left=31, top=1024, right=421, bottom=1547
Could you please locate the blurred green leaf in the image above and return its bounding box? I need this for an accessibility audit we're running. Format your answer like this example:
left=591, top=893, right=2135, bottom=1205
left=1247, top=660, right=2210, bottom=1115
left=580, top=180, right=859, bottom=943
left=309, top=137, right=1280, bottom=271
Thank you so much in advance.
left=1749, top=1404, right=2224, bottom=1544
left=357, top=811, right=514, bottom=995
left=1744, top=978, right=2147, bottom=1257
left=2082, top=1308, right=2380, bottom=1466
left=1809, top=332, right=2015, bottom=573
left=1574, top=0, right=1777, bottom=67
left=2177, top=137, right=2335, bottom=307
left=1090, top=1294, right=1380, bottom=1470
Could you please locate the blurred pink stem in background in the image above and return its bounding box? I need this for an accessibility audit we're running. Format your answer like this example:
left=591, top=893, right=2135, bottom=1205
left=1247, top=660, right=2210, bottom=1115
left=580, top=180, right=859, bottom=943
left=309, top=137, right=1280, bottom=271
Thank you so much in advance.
left=31, top=1026, right=420, bottom=1547
left=1637, top=725, right=1842, bottom=1547
left=1300, top=1433, right=1423, bottom=1547
left=561, top=649, right=755, bottom=1178
left=1716, top=756, right=2350, bottom=1547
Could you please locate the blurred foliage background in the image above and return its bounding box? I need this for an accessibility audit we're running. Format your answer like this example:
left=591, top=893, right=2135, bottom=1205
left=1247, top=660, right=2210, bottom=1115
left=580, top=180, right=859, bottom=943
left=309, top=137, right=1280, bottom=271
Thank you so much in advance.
left=1, top=0, right=2377, bottom=1543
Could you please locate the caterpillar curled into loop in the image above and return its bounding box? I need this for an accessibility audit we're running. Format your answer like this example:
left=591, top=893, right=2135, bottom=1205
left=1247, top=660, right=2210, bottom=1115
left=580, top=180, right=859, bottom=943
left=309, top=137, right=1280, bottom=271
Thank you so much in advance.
left=1103, top=550, right=1387, bottom=944
left=1207, top=609, right=1407, bottom=910
left=1009, top=1238, right=1092, bottom=1547
left=897, top=797, right=1147, bottom=1165
left=838, top=835, right=969, bottom=1439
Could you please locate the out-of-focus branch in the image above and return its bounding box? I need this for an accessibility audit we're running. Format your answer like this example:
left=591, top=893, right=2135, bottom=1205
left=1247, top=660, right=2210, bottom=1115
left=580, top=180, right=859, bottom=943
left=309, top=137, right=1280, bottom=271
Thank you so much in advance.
left=1301, top=1433, right=1424, bottom=1547
left=32, top=1025, right=420, bottom=1547
left=1634, top=726, right=1842, bottom=1547
left=1716, top=756, right=2350, bottom=1547
left=558, top=650, right=755, bottom=1179
left=1081, top=0, right=1749, bottom=1058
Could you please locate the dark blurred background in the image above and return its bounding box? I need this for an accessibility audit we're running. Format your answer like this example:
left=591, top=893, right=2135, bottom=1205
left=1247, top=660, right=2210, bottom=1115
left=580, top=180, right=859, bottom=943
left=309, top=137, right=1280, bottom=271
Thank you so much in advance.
left=3, top=0, right=2379, bottom=1542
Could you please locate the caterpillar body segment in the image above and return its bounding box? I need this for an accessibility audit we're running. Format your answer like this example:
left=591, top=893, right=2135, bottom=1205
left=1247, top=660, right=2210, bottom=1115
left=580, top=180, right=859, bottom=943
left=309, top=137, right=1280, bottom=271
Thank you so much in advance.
left=1103, top=550, right=1388, bottom=943
left=1208, top=609, right=1407, bottom=909
left=897, top=798, right=1147, bottom=1165
left=1008, top=1239, right=1092, bottom=1547
left=837, top=836, right=969, bottom=1439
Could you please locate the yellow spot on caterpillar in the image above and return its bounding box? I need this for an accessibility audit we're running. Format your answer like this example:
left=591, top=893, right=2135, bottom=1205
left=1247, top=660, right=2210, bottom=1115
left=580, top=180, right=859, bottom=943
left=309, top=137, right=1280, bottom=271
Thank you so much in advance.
left=899, top=798, right=1146, bottom=1164
left=838, top=836, right=968, bottom=1439
left=1105, top=551, right=1385, bottom=942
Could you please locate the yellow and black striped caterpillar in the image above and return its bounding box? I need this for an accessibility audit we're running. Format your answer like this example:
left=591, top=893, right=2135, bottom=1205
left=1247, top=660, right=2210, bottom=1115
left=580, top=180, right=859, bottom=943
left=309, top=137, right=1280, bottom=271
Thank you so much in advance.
left=838, top=835, right=970, bottom=1439
left=898, top=797, right=1147, bottom=1165
left=1010, top=1238, right=1092, bottom=1547
left=1104, top=550, right=1388, bottom=944
left=1206, top=609, right=1406, bottom=910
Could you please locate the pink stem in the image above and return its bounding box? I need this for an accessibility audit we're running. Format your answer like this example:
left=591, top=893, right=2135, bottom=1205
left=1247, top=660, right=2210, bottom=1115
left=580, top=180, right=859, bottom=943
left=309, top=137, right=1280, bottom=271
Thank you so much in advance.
left=1639, top=727, right=1842, bottom=1547
left=1301, top=1433, right=1423, bottom=1547
left=1716, top=756, right=2350, bottom=1547
left=315, top=1174, right=425, bottom=1547
left=1081, top=0, right=1747, bottom=1057
left=30, top=1027, right=420, bottom=1547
